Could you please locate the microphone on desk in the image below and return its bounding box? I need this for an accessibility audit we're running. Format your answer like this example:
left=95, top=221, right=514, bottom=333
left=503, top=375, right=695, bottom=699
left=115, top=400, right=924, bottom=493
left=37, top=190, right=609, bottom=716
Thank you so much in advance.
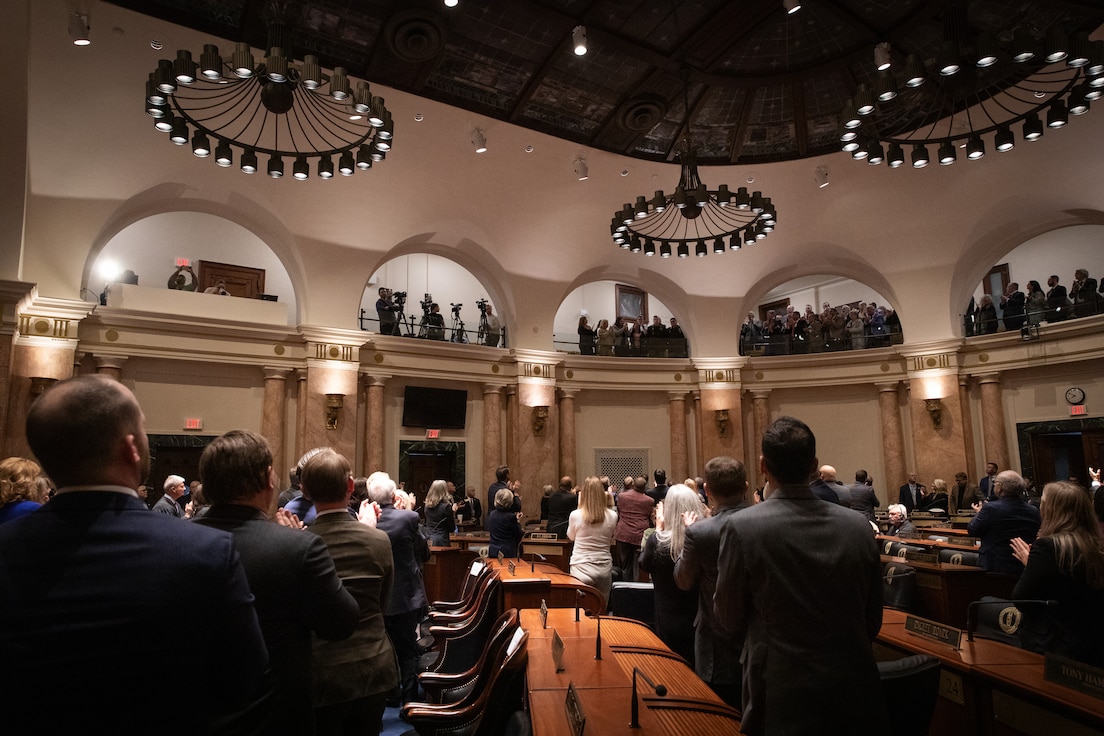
left=630, top=667, right=667, bottom=728
left=528, top=552, right=546, bottom=572
left=575, top=589, right=583, bottom=622
left=595, top=614, right=602, bottom=660
left=965, top=598, right=1057, bottom=642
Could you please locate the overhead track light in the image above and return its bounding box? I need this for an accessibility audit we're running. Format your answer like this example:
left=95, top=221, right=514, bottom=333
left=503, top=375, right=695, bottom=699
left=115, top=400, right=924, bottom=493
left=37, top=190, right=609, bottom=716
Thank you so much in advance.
left=573, top=158, right=588, bottom=180
left=814, top=166, right=829, bottom=188
left=783, top=0, right=801, bottom=15
left=874, top=43, right=892, bottom=71
left=572, top=26, right=587, bottom=56
left=69, top=12, right=91, bottom=46
left=471, top=128, right=487, bottom=153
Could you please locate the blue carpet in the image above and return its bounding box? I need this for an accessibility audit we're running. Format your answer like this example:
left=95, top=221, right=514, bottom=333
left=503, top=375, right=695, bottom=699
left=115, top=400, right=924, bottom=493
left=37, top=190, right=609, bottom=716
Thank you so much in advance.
left=380, top=704, right=414, bottom=736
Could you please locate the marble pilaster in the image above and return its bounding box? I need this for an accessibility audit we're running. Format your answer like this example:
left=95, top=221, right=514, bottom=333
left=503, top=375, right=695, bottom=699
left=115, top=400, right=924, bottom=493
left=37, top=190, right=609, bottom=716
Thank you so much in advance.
left=978, top=374, right=1010, bottom=471
left=668, top=391, right=688, bottom=482
left=483, top=384, right=504, bottom=491
left=958, top=375, right=978, bottom=476
left=877, top=382, right=906, bottom=505
left=261, top=367, right=290, bottom=474
left=294, top=368, right=308, bottom=462
left=558, top=389, right=578, bottom=480
left=364, top=375, right=387, bottom=474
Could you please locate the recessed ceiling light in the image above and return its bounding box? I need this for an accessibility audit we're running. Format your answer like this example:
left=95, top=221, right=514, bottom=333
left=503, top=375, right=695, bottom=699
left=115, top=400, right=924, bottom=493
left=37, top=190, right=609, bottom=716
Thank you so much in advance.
left=621, top=169, right=628, bottom=176
left=525, top=145, right=534, bottom=153
left=150, top=39, right=163, bottom=50
left=414, top=113, right=424, bottom=122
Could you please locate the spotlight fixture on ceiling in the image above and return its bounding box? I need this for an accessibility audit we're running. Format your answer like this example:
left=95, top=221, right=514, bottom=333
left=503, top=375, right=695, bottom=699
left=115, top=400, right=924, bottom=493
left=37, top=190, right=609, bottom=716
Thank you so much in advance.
left=144, top=20, right=394, bottom=179
left=783, top=0, right=802, bottom=15
left=471, top=128, right=487, bottom=153
left=814, top=165, right=829, bottom=188
left=574, top=158, right=589, bottom=180
left=69, top=11, right=91, bottom=46
left=874, top=42, right=892, bottom=71
left=572, top=25, right=587, bottom=56
left=444, top=0, right=459, bottom=7
left=611, top=71, right=778, bottom=259
left=840, top=3, right=1101, bottom=171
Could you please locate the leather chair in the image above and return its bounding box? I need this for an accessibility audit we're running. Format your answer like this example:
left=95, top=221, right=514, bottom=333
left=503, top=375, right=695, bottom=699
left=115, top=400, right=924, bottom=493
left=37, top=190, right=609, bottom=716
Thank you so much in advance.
left=886, top=541, right=927, bottom=560
left=403, top=629, right=530, bottom=736
left=966, top=596, right=1055, bottom=650
left=882, top=561, right=917, bottom=612
left=429, top=558, right=494, bottom=616
left=877, top=654, right=941, bottom=736
left=419, top=608, right=519, bottom=704
left=418, top=562, right=496, bottom=650
left=938, top=548, right=979, bottom=566
left=419, top=577, right=503, bottom=675
left=607, top=581, right=655, bottom=630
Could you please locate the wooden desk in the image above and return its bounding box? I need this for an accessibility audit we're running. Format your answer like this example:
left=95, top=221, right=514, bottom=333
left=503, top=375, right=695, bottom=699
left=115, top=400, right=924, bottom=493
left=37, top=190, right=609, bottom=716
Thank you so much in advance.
left=424, top=546, right=478, bottom=604
left=523, top=609, right=741, bottom=736
left=880, top=555, right=1015, bottom=629
left=489, top=559, right=607, bottom=614
left=878, top=534, right=979, bottom=554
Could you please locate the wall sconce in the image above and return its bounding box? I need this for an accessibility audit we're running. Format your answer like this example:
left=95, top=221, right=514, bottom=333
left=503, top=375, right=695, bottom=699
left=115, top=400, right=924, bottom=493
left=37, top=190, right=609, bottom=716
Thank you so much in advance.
left=325, top=393, right=344, bottom=430
left=715, top=409, right=730, bottom=436
left=924, top=398, right=944, bottom=428
left=29, top=377, right=58, bottom=401
left=532, top=405, right=549, bottom=435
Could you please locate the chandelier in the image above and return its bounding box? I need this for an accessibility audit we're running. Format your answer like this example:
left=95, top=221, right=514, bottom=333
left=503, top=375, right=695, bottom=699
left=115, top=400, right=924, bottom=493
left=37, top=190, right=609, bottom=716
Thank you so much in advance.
left=144, top=22, right=393, bottom=179
left=612, top=74, right=777, bottom=258
left=840, top=4, right=1102, bottom=168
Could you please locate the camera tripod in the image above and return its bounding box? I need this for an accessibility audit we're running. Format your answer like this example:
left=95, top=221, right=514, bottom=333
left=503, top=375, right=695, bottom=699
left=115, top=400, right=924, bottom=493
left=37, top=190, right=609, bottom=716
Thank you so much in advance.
left=477, top=310, right=489, bottom=345
left=450, top=309, right=468, bottom=343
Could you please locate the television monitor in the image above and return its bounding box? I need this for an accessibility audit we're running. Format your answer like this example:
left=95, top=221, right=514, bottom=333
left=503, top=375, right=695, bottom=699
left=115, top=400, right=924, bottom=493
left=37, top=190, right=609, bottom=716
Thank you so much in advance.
left=402, top=385, right=468, bottom=429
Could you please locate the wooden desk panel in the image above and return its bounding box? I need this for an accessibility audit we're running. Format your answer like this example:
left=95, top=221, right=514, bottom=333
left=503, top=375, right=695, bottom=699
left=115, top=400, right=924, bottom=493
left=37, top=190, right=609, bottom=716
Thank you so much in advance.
left=490, top=560, right=607, bottom=614
left=880, top=554, right=1014, bottom=629
left=424, top=547, right=478, bottom=604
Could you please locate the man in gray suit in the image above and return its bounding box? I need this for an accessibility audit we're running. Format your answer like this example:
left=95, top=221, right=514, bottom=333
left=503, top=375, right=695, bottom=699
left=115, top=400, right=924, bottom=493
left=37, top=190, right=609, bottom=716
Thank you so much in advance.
left=197, top=430, right=359, bottom=736
left=673, top=455, right=750, bottom=708
left=849, top=469, right=880, bottom=522
left=301, top=449, right=398, bottom=736
left=715, top=417, right=884, bottom=736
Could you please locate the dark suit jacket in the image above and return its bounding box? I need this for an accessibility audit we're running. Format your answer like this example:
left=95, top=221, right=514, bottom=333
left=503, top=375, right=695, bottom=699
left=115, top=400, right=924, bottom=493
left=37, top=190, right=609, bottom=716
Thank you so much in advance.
left=967, top=495, right=1041, bottom=575
left=197, top=504, right=359, bottom=736
left=486, top=508, right=523, bottom=558
left=715, top=486, right=884, bottom=736
left=848, top=483, right=879, bottom=522
left=950, top=482, right=982, bottom=513
left=639, top=531, right=697, bottom=665
left=545, top=489, right=578, bottom=539
left=810, top=478, right=846, bottom=505
left=673, top=500, right=749, bottom=687
left=0, top=491, right=268, bottom=735
left=979, top=475, right=997, bottom=501
left=646, top=483, right=669, bottom=504
left=374, top=503, right=430, bottom=616
left=898, top=483, right=924, bottom=513
left=152, top=492, right=182, bottom=516
left=308, top=510, right=400, bottom=705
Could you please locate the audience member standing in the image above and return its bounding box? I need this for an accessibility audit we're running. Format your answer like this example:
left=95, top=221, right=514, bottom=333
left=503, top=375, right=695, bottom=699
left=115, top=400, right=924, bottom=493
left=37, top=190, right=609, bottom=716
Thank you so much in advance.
left=154, top=474, right=186, bottom=516
left=1001, top=282, right=1026, bottom=331
left=646, top=468, right=669, bottom=504
left=968, top=471, right=1041, bottom=576
left=0, top=457, right=48, bottom=524
left=0, top=375, right=268, bottom=735
left=1046, top=274, right=1070, bottom=321
left=1025, top=280, right=1047, bottom=326
left=486, top=488, right=524, bottom=558
left=714, top=417, right=884, bottom=736
left=950, top=471, right=983, bottom=513
left=546, top=476, right=579, bottom=539
left=578, top=315, right=597, bottom=355
left=848, top=469, right=879, bottom=523
left=567, top=476, right=618, bottom=602
left=1011, top=481, right=1104, bottom=666
left=301, top=450, right=399, bottom=736
left=898, top=472, right=925, bottom=514
left=639, top=486, right=702, bottom=665
left=810, top=465, right=847, bottom=506
left=422, top=480, right=456, bottom=546
left=368, top=472, right=430, bottom=707
left=196, top=430, right=359, bottom=735
left=614, top=475, right=655, bottom=582
left=674, top=456, right=751, bottom=708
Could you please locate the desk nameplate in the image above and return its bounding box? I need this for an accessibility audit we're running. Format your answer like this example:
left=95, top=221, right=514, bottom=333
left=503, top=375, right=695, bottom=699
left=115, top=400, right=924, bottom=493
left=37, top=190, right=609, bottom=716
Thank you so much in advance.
left=905, top=614, right=963, bottom=649
left=552, top=630, right=565, bottom=672
left=565, top=682, right=586, bottom=736
left=540, top=599, right=548, bottom=629
left=1044, top=654, right=1104, bottom=701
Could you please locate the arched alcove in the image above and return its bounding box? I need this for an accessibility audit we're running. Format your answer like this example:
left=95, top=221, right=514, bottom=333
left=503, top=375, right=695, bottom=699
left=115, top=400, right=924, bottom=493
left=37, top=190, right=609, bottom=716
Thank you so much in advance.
left=553, top=282, right=677, bottom=355
left=89, top=212, right=298, bottom=323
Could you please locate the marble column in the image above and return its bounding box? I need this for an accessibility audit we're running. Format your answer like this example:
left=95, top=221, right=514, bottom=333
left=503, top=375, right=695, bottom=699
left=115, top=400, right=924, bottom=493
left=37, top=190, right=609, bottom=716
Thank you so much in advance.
left=94, top=356, right=127, bottom=381
left=878, top=382, right=906, bottom=506
left=692, top=391, right=703, bottom=475
left=261, top=367, right=290, bottom=474
left=483, top=385, right=504, bottom=490
left=504, top=385, right=519, bottom=472
left=668, top=392, right=689, bottom=482
left=978, top=374, right=1010, bottom=471
left=558, top=388, right=578, bottom=480
left=364, top=375, right=387, bottom=474
left=958, top=376, right=978, bottom=476
left=294, top=368, right=308, bottom=462
left=750, top=391, right=771, bottom=488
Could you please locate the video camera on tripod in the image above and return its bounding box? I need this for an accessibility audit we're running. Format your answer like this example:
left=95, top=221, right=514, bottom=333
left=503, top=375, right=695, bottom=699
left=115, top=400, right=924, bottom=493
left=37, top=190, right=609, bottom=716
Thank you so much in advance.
left=476, top=298, right=489, bottom=314
left=391, top=290, right=407, bottom=307
left=451, top=302, right=463, bottom=317
left=420, top=293, right=433, bottom=315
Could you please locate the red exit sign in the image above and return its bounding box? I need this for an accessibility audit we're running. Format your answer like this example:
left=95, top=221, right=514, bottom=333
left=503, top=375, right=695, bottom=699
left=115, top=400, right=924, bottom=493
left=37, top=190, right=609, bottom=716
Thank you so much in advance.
left=425, top=429, right=441, bottom=439
left=185, top=418, right=203, bottom=430
left=175, top=257, right=190, bottom=267
left=1071, top=405, right=1088, bottom=416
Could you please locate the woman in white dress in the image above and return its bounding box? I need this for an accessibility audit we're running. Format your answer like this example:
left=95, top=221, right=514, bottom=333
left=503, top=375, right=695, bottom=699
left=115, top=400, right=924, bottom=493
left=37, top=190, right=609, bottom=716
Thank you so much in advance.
left=567, top=476, right=618, bottom=602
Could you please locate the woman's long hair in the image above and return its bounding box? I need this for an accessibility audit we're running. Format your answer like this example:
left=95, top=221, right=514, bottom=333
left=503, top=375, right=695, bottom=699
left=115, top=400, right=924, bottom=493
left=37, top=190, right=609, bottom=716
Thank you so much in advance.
left=0, top=457, right=46, bottom=505
left=1039, top=481, right=1104, bottom=588
left=654, top=485, right=704, bottom=560
left=577, top=476, right=609, bottom=525
left=425, top=479, right=449, bottom=509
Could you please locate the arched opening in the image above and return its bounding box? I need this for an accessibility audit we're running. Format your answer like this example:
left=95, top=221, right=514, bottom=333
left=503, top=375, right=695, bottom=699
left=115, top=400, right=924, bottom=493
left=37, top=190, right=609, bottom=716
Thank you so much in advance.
left=553, top=281, right=681, bottom=357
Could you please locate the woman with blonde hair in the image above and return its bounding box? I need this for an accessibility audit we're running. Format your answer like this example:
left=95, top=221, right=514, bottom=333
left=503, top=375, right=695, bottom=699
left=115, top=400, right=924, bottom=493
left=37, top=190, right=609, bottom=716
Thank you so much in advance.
left=639, top=484, right=704, bottom=664
left=0, top=457, right=48, bottom=524
left=1012, top=481, right=1104, bottom=665
left=423, top=479, right=457, bottom=546
left=567, top=476, right=618, bottom=601
left=596, top=319, right=614, bottom=356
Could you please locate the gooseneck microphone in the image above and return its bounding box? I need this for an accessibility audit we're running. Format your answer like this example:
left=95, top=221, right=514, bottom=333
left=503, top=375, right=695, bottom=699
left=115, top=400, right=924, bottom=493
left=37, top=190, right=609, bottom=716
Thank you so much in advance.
left=630, top=667, right=667, bottom=728
left=529, top=551, right=547, bottom=572
left=594, top=614, right=602, bottom=660
left=575, top=588, right=583, bottom=622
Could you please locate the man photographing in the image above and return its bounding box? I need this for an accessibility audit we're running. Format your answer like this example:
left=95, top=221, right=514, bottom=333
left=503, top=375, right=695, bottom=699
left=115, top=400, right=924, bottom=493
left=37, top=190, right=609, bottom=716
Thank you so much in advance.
left=375, top=287, right=402, bottom=336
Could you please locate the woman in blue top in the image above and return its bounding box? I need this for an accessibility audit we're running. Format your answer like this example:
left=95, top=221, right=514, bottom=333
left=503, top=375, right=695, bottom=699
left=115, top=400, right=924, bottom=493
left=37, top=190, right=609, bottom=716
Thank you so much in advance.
left=487, top=487, right=524, bottom=558
left=0, top=457, right=48, bottom=524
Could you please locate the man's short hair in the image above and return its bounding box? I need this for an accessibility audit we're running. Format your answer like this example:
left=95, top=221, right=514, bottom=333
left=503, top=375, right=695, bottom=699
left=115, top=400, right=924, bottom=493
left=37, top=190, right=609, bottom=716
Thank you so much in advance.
left=25, top=375, right=145, bottom=488
left=855, top=469, right=869, bottom=484
left=654, top=469, right=667, bottom=485
left=762, top=416, right=817, bottom=485
left=995, top=471, right=1026, bottom=498
left=887, top=504, right=907, bottom=516
left=300, top=449, right=351, bottom=504
left=164, top=475, right=185, bottom=492
left=703, top=456, right=747, bottom=501
left=623, top=476, right=633, bottom=490
left=367, top=472, right=397, bottom=505
left=496, top=465, right=510, bottom=483
left=199, top=430, right=273, bottom=505
left=494, top=488, right=516, bottom=510
left=559, top=476, right=573, bottom=492
left=954, top=471, right=968, bottom=482
left=634, top=476, right=647, bottom=493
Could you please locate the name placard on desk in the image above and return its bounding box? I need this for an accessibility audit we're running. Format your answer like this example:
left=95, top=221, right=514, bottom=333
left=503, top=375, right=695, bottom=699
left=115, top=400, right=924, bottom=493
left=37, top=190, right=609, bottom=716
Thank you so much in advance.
left=507, top=559, right=516, bottom=575
left=552, top=629, right=565, bottom=672
left=530, top=532, right=559, bottom=540
left=905, top=614, right=963, bottom=649
left=565, top=682, right=586, bottom=736
left=1044, top=654, right=1104, bottom=700
left=540, top=600, right=549, bottom=629
left=907, top=551, right=940, bottom=565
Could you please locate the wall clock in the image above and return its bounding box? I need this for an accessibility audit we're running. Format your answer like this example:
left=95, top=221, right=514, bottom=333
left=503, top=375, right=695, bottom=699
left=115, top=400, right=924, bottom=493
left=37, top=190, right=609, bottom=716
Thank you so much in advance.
left=1065, top=387, right=1085, bottom=405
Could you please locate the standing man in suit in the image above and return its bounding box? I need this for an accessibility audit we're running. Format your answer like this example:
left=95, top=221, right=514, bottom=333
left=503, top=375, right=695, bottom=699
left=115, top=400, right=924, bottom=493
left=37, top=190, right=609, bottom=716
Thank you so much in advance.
left=848, top=469, right=879, bottom=523
left=368, top=471, right=431, bottom=707
left=487, top=465, right=520, bottom=514
left=810, top=464, right=847, bottom=506
left=546, top=476, right=578, bottom=539
left=301, top=450, right=398, bottom=736
left=197, top=430, right=359, bottom=736
left=646, top=468, right=669, bottom=505
left=968, top=471, right=1041, bottom=576
left=950, top=471, right=982, bottom=513
left=898, top=472, right=926, bottom=514
left=979, top=461, right=999, bottom=501
left=1046, top=274, right=1069, bottom=321
left=673, top=456, right=751, bottom=708
left=614, top=475, right=654, bottom=582
left=714, top=417, right=884, bottom=736
left=154, top=473, right=186, bottom=516
left=0, top=375, right=268, bottom=735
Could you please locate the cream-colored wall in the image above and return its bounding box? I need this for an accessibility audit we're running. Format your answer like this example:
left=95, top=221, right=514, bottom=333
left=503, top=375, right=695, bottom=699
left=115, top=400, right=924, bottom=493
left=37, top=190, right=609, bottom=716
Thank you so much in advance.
left=126, top=358, right=265, bottom=436
left=763, top=276, right=893, bottom=314
left=572, top=390, right=673, bottom=481
left=971, top=224, right=1104, bottom=303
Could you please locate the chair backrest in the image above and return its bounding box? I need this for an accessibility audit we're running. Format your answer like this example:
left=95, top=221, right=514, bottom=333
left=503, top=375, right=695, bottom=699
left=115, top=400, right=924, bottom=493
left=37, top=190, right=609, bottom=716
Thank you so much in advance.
left=607, top=581, right=655, bottom=629
left=877, top=654, right=941, bottom=736
left=882, top=561, right=917, bottom=612
left=938, top=548, right=979, bottom=566
left=424, top=578, right=504, bottom=675
left=887, top=541, right=927, bottom=560
left=423, top=608, right=521, bottom=705
left=967, top=596, right=1054, bottom=649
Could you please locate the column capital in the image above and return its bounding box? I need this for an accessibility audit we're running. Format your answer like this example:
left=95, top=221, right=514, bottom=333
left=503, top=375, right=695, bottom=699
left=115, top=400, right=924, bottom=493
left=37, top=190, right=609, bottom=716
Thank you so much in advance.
left=875, top=381, right=902, bottom=393
left=975, top=372, right=1003, bottom=385
left=295, top=367, right=309, bottom=381
left=483, top=383, right=508, bottom=396
left=557, top=388, right=580, bottom=400
left=667, top=391, right=689, bottom=402
left=749, top=389, right=772, bottom=401
left=262, top=366, right=291, bottom=381
left=94, top=355, right=129, bottom=372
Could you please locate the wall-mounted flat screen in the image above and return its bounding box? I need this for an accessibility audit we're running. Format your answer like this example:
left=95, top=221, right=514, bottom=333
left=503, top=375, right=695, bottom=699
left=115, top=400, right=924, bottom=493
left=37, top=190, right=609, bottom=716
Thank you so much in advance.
left=402, top=386, right=468, bottom=429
